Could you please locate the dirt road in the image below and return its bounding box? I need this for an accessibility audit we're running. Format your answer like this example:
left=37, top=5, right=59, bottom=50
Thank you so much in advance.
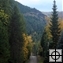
left=29, top=56, right=37, bottom=63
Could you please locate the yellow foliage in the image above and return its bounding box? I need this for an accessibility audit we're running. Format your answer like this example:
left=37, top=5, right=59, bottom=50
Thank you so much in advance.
left=45, top=25, right=52, bottom=40
left=45, top=16, right=51, bottom=25
left=0, top=10, right=9, bottom=25
left=59, top=19, right=63, bottom=31
left=22, top=47, right=28, bottom=61
left=22, top=33, right=33, bottom=61
left=45, top=17, right=63, bottom=39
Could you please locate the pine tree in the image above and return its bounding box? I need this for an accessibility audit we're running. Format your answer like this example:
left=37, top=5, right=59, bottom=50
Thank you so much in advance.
left=41, top=29, right=47, bottom=55
left=57, top=31, right=63, bottom=62
left=41, top=25, right=52, bottom=56
left=41, top=29, right=48, bottom=63
left=0, top=10, right=10, bottom=63
left=0, top=0, right=15, bottom=62
left=9, top=6, right=25, bottom=63
left=0, top=0, right=14, bottom=15
left=49, top=0, right=61, bottom=48
left=57, top=31, right=63, bottom=49
left=41, top=25, right=53, bottom=63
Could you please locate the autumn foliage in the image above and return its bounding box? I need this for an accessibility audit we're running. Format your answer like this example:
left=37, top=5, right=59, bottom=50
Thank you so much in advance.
left=22, top=34, right=33, bottom=62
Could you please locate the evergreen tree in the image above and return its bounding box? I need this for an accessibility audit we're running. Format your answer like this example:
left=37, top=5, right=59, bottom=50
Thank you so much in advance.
left=41, top=28, right=49, bottom=61
left=41, top=25, right=52, bottom=63
left=0, top=10, right=10, bottom=63
left=41, top=29, right=47, bottom=57
left=0, top=0, right=15, bottom=62
left=41, top=25, right=52, bottom=56
left=9, top=6, right=25, bottom=63
left=0, top=0, right=14, bottom=15
left=41, top=29, right=49, bottom=63
left=49, top=0, right=61, bottom=48
left=57, top=31, right=63, bottom=49
left=57, top=31, right=63, bottom=62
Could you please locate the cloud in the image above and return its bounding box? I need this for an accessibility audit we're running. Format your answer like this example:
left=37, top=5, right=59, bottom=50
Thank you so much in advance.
left=15, top=0, right=62, bottom=11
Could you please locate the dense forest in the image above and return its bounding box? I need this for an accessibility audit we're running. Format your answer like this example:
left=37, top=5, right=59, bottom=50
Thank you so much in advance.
left=0, top=0, right=32, bottom=63
left=16, top=1, right=47, bottom=43
left=0, top=0, right=63, bottom=63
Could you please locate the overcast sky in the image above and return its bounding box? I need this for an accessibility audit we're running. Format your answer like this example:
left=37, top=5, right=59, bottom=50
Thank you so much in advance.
left=15, top=0, right=63, bottom=12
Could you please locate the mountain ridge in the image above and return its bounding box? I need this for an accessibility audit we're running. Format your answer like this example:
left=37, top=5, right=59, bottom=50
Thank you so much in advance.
left=42, top=11, right=63, bottom=19
left=15, top=1, right=63, bottom=42
left=15, top=1, right=47, bottom=42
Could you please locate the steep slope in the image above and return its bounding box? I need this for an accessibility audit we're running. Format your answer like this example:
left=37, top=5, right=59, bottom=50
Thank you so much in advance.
left=15, top=1, right=47, bottom=42
left=42, top=11, right=63, bottom=19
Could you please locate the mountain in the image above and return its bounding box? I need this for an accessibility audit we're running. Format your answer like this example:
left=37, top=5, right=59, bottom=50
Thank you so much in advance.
left=42, top=12, right=52, bottom=17
left=15, top=1, right=47, bottom=42
left=42, top=11, right=63, bottom=19
left=57, top=11, right=63, bottom=19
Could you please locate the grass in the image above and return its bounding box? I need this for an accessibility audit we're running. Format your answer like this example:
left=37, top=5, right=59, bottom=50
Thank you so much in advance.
left=37, top=55, right=43, bottom=63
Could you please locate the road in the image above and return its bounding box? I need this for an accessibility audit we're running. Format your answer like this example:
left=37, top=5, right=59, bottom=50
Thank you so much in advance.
left=29, top=56, right=37, bottom=63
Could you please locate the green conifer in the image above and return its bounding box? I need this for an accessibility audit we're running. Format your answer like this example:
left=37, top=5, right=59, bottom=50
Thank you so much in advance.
left=50, top=0, right=61, bottom=48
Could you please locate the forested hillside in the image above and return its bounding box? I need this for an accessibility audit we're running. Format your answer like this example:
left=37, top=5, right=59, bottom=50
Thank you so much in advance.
left=0, top=0, right=63, bottom=63
left=15, top=1, right=63, bottom=42
left=0, top=0, right=33, bottom=63
left=42, top=11, right=63, bottom=18
left=15, top=1, right=47, bottom=42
